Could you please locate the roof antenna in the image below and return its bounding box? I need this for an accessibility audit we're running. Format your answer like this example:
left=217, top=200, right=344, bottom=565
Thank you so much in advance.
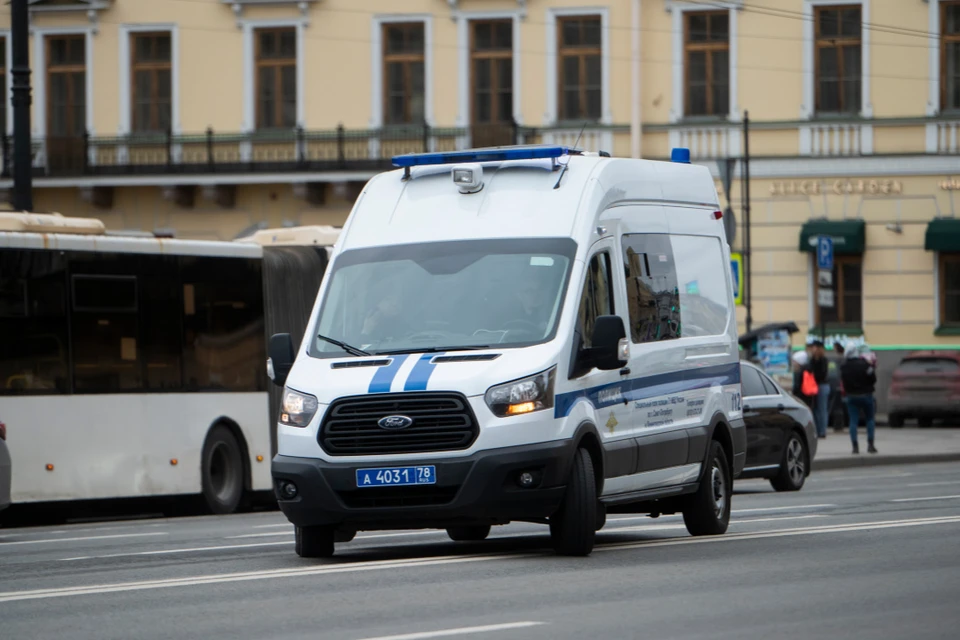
left=553, top=122, right=587, bottom=190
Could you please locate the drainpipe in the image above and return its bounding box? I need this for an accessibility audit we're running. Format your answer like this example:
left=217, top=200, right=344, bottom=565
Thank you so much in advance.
left=631, top=0, right=642, bottom=158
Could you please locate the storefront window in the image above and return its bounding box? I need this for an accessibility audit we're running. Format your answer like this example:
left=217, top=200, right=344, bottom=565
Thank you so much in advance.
left=815, top=255, right=862, bottom=328
left=940, top=254, right=960, bottom=326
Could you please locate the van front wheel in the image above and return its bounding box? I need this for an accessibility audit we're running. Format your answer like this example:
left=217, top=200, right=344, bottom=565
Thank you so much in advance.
left=549, top=447, right=597, bottom=556
left=295, top=525, right=335, bottom=558
left=682, top=440, right=732, bottom=536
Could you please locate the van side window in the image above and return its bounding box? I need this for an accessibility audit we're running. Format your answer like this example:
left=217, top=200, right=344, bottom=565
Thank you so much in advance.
left=621, top=234, right=681, bottom=343
left=577, top=251, right=614, bottom=348
left=671, top=234, right=731, bottom=337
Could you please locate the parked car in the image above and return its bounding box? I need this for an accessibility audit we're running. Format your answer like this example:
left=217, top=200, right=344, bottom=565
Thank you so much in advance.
left=0, top=420, right=9, bottom=513
left=887, top=351, right=960, bottom=427
left=739, top=362, right=818, bottom=491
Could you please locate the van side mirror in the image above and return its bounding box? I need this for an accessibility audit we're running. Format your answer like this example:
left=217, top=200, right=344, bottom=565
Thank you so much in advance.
left=589, top=315, right=630, bottom=371
left=267, top=333, right=295, bottom=387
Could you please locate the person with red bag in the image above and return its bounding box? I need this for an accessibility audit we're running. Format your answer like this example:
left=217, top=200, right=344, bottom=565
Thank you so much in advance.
left=791, top=350, right=817, bottom=410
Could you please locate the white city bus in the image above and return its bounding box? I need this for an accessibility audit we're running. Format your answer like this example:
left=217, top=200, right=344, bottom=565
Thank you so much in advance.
left=0, top=212, right=337, bottom=514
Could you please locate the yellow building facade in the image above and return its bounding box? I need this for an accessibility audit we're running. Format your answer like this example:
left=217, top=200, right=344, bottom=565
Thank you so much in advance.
left=1, top=0, right=959, bottom=370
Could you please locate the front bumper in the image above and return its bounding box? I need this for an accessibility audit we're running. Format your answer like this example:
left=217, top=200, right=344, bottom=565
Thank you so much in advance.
left=271, top=440, right=575, bottom=530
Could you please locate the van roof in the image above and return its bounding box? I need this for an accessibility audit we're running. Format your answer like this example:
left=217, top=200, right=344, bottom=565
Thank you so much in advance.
left=338, top=154, right=719, bottom=251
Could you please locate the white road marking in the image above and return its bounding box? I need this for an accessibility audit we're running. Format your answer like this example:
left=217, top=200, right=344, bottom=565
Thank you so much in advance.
left=733, top=504, right=836, bottom=514
left=890, top=494, right=960, bottom=503
left=356, top=622, right=545, bottom=640
left=60, top=541, right=291, bottom=561
left=227, top=532, right=292, bottom=539
left=906, top=481, right=958, bottom=488
left=601, top=514, right=827, bottom=535
left=252, top=524, right=293, bottom=530
left=11, top=514, right=957, bottom=603
left=0, top=532, right=167, bottom=547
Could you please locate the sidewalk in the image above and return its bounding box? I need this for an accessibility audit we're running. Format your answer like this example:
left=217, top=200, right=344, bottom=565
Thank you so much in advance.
left=813, top=426, right=960, bottom=470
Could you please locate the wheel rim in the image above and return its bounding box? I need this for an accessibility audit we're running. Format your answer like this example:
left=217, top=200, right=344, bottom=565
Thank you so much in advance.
left=711, top=462, right=726, bottom=517
left=209, top=442, right=238, bottom=502
left=786, top=438, right=805, bottom=486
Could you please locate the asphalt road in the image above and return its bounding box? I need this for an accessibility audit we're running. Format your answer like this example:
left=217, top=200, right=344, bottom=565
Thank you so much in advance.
left=2, top=463, right=960, bottom=640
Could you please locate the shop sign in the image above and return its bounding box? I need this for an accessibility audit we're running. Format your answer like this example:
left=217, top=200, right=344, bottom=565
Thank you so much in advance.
left=769, top=179, right=903, bottom=197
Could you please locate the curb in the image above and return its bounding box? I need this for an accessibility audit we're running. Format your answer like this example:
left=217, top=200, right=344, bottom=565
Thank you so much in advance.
left=813, top=452, right=960, bottom=471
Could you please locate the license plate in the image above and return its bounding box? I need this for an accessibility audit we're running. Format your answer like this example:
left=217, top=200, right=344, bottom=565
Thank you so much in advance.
left=356, top=465, right=437, bottom=488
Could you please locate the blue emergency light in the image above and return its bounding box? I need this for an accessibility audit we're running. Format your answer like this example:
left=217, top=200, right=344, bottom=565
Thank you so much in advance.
left=391, top=145, right=571, bottom=168
left=671, top=147, right=691, bottom=164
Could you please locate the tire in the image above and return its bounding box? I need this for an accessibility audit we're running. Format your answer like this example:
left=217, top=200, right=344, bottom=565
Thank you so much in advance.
left=770, top=432, right=808, bottom=492
left=919, top=417, right=934, bottom=428
left=683, top=440, right=732, bottom=537
left=549, top=447, right=597, bottom=556
left=888, top=413, right=905, bottom=428
left=446, top=525, right=491, bottom=542
left=201, top=425, right=245, bottom=515
left=295, top=525, right=335, bottom=558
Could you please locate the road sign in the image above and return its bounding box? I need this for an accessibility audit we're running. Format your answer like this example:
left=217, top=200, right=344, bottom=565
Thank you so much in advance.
left=817, top=235, right=834, bottom=271
left=817, top=288, right=835, bottom=308
left=817, top=270, right=833, bottom=287
left=730, top=253, right=743, bottom=306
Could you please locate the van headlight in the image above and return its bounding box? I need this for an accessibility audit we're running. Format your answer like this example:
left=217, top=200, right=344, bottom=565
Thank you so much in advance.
left=280, top=388, right=319, bottom=428
left=485, top=368, right=556, bottom=417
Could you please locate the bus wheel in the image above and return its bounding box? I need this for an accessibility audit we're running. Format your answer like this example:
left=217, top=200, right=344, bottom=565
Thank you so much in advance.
left=201, top=425, right=245, bottom=515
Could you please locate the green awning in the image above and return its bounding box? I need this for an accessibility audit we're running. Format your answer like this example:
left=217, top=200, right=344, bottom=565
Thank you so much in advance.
left=925, top=218, right=960, bottom=252
left=798, top=219, right=866, bottom=254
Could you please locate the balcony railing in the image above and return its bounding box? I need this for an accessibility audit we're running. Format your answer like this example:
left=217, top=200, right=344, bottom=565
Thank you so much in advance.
left=0, top=123, right=623, bottom=180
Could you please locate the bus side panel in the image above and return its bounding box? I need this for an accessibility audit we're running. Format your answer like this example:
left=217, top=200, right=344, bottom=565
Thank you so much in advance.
left=5, top=392, right=271, bottom=503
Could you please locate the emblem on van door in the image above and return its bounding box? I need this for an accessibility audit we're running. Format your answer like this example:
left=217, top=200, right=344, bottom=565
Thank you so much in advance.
left=378, top=415, right=414, bottom=430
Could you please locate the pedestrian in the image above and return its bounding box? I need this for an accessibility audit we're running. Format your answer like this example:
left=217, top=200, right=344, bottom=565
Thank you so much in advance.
left=791, top=350, right=814, bottom=409
left=840, top=346, right=878, bottom=454
left=809, top=340, right=831, bottom=439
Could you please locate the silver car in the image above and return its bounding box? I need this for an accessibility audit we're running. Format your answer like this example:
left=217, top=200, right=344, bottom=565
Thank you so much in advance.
left=0, top=420, right=10, bottom=512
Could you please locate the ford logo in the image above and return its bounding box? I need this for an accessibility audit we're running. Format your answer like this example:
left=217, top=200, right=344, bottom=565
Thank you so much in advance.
left=377, top=415, right=414, bottom=430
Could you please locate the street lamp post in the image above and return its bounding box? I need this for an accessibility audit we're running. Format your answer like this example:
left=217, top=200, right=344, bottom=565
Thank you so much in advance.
left=11, top=0, right=33, bottom=212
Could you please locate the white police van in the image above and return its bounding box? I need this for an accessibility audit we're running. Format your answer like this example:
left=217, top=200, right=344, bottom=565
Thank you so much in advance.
left=267, top=145, right=745, bottom=558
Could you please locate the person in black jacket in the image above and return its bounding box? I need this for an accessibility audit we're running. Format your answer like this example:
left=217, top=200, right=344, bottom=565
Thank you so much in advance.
left=840, top=347, right=878, bottom=454
left=809, top=340, right=831, bottom=438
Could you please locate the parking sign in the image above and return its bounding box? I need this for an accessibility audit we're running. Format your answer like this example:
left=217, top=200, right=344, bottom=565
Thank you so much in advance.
left=817, top=236, right=834, bottom=271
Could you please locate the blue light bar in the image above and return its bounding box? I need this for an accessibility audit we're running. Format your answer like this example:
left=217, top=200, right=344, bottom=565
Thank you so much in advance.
left=392, top=145, right=571, bottom=168
left=671, top=147, right=691, bottom=164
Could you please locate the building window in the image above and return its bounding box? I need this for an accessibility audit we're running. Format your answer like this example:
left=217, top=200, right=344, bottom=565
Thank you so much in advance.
left=815, top=5, right=862, bottom=115
left=470, top=19, right=513, bottom=147
left=47, top=35, right=86, bottom=138
left=940, top=254, right=960, bottom=326
left=684, top=11, right=729, bottom=117
left=383, top=23, right=425, bottom=125
left=557, top=16, right=602, bottom=122
left=255, top=28, right=297, bottom=129
left=815, top=255, right=862, bottom=327
left=0, top=37, right=6, bottom=132
left=131, top=32, right=172, bottom=133
left=943, top=1, right=960, bottom=112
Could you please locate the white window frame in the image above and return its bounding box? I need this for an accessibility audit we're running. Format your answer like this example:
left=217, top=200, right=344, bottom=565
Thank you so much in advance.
left=454, top=8, right=523, bottom=140
left=801, top=0, right=872, bottom=120
left=1, top=31, right=11, bottom=137
left=241, top=17, right=306, bottom=133
left=30, top=25, right=96, bottom=168
left=118, top=24, right=181, bottom=137
left=544, top=7, right=611, bottom=125
left=369, top=14, right=434, bottom=129
left=667, top=1, right=740, bottom=124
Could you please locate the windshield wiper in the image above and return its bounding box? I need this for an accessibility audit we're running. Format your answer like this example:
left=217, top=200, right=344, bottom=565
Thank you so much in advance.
left=317, top=334, right=371, bottom=357
left=376, top=345, right=493, bottom=356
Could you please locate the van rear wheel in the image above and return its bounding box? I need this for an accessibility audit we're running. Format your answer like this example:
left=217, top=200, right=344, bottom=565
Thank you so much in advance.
left=549, top=447, right=597, bottom=556
left=682, top=440, right=731, bottom=536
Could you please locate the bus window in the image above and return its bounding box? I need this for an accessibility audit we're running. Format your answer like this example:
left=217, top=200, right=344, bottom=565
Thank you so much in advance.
left=0, top=249, right=70, bottom=394
left=140, top=254, right=183, bottom=390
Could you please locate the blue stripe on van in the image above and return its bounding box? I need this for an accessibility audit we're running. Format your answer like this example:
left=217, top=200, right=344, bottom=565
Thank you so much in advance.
left=404, top=353, right=444, bottom=391
left=553, top=361, right=741, bottom=418
left=368, top=355, right=410, bottom=394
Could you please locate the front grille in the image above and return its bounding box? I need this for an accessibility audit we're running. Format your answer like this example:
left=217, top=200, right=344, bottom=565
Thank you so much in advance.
left=319, top=392, right=479, bottom=456
left=337, top=485, right=460, bottom=509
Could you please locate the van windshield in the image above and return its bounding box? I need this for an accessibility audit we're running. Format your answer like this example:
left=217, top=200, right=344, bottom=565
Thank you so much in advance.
left=310, top=238, right=577, bottom=357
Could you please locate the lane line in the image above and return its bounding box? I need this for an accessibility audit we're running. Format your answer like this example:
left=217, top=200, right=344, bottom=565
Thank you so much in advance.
left=252, top=524, right=293, bottom=530
left=356, top=622, right=545, bottom=640
left=890, top=495, right=960, bottom=503
left=0, top=532, right=167, bottom=547
left=227, top=532, right=292, bottom=539
left=10, top=514, right=959, bottom=603
left=60, top=541, right=291, bottom=561
left=906, top=481, right=959, bottom=488
left=731, top=504, right=836, bottom=514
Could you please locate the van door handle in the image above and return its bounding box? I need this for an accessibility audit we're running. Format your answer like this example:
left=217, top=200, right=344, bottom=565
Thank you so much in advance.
left=777, top=404, right=785, bottom=411
left=619, top=367, right=631, bottom=376
left=743, top=404, right=752, bottom=412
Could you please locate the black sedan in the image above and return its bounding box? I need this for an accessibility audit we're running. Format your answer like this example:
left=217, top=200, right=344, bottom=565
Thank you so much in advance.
left=739, top=362, right=818, bottom=492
